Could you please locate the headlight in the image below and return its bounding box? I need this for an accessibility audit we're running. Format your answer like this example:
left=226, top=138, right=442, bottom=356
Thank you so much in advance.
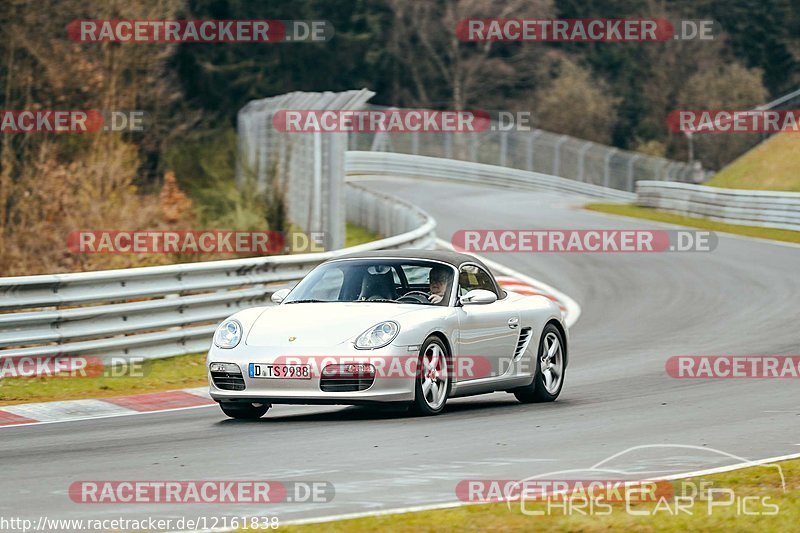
left=209, top=362, right=240, bottom=373
left=355, top=321, right=399, bottom=349
left=214, top=319, right=242, bottom=349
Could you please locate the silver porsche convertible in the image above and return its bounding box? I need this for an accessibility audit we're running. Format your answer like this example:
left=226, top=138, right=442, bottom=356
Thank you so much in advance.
left=207, top=250, right=568, bottom=418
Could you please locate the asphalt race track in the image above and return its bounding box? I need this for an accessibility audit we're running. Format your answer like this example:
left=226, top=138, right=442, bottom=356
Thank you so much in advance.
left=1, top=180, right=798, bottom=526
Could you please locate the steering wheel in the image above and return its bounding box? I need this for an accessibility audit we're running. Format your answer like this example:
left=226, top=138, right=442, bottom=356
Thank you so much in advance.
left=397, top=290, right=432, bottom=304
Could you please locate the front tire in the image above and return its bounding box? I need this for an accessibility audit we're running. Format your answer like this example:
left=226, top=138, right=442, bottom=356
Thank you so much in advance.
left=514, top=323, right=565, bottom=403
left=411, top=336, right=451, bottom=416
left=219, top=401, right=270, bottom=419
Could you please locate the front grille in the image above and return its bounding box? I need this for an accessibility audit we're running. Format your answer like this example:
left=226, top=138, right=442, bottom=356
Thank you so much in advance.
left=320, top=376, right=375, bottom=392
left=211, top=370, right=246, bottom=391
left=514, top=327, right=533, bottom=359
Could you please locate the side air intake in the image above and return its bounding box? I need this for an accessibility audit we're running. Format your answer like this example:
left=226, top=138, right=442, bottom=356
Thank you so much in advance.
left=514, top=328, right=533, bottom=360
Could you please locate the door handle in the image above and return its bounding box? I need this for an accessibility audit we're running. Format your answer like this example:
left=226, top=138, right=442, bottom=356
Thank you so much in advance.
left=507, top=317, right=519, bottom=329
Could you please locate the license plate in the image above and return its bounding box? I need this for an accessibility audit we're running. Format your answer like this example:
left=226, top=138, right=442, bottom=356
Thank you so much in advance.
left=249, top=363, right=311, bottom=379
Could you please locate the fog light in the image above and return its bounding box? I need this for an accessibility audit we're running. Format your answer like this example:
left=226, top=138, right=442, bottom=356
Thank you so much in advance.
left=209, top=362, right=240, bottom=373
left=323, top=363, right=376, bottom=377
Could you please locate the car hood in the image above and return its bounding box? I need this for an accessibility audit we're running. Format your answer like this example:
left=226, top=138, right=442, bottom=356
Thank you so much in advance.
left=245, top=302, right=424, bottom=347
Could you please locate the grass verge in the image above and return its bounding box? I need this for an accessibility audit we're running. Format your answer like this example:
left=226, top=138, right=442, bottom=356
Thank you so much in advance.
left=585, top=203, right=800, bottom=245
left=0, top=353, right=207, bottom=406
left=277, top=458, right=799, bottom=532
left=705, top=132, right=800, bottom=192
left=346, top=222, right=382, bottom=248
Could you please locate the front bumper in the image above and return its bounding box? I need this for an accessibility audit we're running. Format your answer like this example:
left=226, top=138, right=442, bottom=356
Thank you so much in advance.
left=208, top=343, right=417, bottom=405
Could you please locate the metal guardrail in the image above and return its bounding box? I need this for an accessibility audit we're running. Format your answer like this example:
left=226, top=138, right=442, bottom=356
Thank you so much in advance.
left=636, top=181, right=800, bottom=231
left=345, top=151, right=636, bottom=201
left=0, top=183, right=435, bottom=362
left=351, top=106, right=701, bottom=192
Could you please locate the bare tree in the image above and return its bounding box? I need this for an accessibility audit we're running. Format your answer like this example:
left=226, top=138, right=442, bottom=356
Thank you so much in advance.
left=0, top=0, right=191, bottom=275
left=388, top=0, right=553, bottom=110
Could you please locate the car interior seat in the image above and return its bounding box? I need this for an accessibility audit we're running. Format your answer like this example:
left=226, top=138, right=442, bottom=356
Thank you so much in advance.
left=359, top=270, right=398, bottom=300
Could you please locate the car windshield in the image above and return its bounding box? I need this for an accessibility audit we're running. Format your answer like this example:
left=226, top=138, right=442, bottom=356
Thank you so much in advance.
left=283, top=259, right=455, bottom=306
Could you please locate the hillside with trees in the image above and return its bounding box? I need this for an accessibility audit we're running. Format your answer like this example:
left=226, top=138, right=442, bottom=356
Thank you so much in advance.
left=1, top=0, right=798, bottom=274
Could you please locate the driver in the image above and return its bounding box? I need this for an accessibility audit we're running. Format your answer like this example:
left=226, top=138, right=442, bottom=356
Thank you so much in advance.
left=428, top=266, right=449, bottom=304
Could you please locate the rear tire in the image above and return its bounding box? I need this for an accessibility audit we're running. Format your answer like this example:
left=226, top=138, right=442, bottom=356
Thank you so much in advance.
left=219, top=402, right=270, bottom=419
left=411, top=336, right=451, bottom=416
left=514, top=323, right=565, bottom=403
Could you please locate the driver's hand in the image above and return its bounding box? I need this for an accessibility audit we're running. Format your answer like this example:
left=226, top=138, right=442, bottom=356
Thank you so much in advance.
left=428, top=294, right=443, bottom=304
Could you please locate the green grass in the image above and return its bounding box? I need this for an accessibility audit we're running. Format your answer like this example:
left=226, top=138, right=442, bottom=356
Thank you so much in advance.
left=165, top=128, right=269, bottom=230
left=0, top=353, right=208, bottom=406
left=585, top=203, right=800, bottom=245
left=276, top=458, right=800, bottom=532
left=705, top=132, right=800, bottom=192
left=346, top=222, right=382, bottom=247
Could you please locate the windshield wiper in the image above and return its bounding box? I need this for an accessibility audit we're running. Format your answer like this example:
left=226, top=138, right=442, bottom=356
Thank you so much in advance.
left=353, top=298, right=399, bottom=303
left=284, top=299, right=328, bottom=304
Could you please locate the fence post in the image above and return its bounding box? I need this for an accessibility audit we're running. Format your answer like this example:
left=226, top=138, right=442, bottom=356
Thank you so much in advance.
left=470, top=134, right=479, bottom=162
left=577, top=141, right=592, bottom=182
left=603, top=148, right=618, bottom=188
left=499, top=130, right=508, bottom=167
left=627, top=154, right=641, bottom=192
left=370, top=130, right=389, bottom=152
left=553, top=135, right=568, bottom=177
left=527, top=129, right=541, bottom=172
left=657, top=159, right=669, bottom=181
left=444, top=132, right=453, bottom=159
left=313, top=132, right=323, bottom=234
left=322, top=120, right=351, bottom=252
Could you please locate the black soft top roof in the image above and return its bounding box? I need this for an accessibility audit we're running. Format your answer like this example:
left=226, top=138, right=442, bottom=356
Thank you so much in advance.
left=333, top=249, right=491, bottom=272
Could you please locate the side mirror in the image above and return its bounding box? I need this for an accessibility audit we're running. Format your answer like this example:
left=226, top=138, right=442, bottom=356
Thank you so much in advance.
left=460, top=289, right=497, bottom=306
left=271, top=288, right=291, bottom=304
